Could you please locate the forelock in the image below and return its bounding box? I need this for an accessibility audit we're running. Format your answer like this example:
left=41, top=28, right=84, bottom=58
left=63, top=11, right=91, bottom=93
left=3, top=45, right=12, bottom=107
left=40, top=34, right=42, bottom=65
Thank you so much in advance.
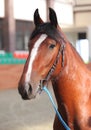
left=30, top=23, right=65, bottom=43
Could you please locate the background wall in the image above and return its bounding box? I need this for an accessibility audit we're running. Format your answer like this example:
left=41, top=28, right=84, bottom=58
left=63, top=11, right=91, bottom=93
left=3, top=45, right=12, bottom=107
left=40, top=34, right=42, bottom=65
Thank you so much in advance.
left=0, top=0, right=91, bottom=62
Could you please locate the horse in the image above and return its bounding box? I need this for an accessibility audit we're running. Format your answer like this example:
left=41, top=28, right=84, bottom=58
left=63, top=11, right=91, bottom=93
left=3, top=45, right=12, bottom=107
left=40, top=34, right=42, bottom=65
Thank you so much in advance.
left=18, top=8, right=91, bottom=130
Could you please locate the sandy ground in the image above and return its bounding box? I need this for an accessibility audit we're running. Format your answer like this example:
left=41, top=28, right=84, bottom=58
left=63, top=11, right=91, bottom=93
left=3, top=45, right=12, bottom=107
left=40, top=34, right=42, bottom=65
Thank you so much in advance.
left=0, top=64, right=55, bottom=130
left=0, top=63, right=91, bottom=130
left=0, top=65, right=24, bottom=89
left=0, top=88, right=55, bottom=130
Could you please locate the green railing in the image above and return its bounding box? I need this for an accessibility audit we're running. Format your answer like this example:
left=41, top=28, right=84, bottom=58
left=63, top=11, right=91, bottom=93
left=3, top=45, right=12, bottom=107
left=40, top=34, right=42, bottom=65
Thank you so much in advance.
left=0, top=53, right=26, bottom=64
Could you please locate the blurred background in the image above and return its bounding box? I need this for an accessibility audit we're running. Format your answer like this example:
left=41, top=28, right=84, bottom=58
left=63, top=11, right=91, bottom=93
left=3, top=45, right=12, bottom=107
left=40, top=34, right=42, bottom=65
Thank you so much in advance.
left=0, top=0, right=91, bottom=130
left=0, top=0, right=91, bottom=62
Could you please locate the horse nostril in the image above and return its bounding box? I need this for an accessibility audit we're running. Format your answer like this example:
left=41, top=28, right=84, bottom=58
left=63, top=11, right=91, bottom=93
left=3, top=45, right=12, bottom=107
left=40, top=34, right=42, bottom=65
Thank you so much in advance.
left=18, top=83, right=33, bottom=100
left=29, top=84, right=32, bottom=93
left=27, top=84, right=32, bottom=94
left=25, top=83, right=32, bottom=94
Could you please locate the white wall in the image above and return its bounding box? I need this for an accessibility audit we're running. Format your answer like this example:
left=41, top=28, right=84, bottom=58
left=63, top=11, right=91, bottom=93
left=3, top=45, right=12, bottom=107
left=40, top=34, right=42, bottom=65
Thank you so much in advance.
left=87, top=26, right=91, bottom=61
left=65, top=32, right=78, bottom=47
left=0, top=0, right=4, bottom=17
left=75, top=12, right=91, bottom=27
left=75, top=0, right=91, bottom=5
left=53, top=1, right=73, bottom=26
left=13, top=0, right=47, bottom=21
left=0, top=0, right=74, bottom=25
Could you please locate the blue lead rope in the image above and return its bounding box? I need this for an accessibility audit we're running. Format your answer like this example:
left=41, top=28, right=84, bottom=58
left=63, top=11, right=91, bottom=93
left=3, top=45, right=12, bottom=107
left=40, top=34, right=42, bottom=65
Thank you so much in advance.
left=42, top=86, right=70, bottom=130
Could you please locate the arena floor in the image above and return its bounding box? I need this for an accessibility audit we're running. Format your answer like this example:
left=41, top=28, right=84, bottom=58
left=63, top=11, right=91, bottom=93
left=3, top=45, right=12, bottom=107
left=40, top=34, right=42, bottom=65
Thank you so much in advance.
left=1, top=63, right=91, bottom=130
left=0, top=65, right=24, bottom=90
left=0, top=65, right=55, bottom=130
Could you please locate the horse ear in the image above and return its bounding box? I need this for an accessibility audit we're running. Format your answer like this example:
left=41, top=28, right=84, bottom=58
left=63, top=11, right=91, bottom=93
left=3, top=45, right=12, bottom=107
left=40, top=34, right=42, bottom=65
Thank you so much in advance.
left=34, top=9, right=44, bottom=27
left=49, top=8, right=58, bottom=28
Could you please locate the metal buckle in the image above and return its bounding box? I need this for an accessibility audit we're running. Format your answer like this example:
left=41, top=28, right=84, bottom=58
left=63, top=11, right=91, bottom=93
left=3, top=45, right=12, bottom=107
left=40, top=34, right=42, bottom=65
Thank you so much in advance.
left=39, top=79, right=48, bottom=91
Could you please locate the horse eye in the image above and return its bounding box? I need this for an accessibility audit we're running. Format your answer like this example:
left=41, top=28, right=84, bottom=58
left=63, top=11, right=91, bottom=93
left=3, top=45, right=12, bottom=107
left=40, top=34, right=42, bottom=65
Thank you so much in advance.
left=49, top=44, right=56, bottom=49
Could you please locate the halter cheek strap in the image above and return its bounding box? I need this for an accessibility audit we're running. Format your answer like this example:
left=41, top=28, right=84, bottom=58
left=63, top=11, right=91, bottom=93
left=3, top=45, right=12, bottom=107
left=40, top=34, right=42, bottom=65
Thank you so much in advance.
left=61, top=43, right=65, bottom=67
left=48, top=44, right=65, bottom=78
left=39, top=42, right=65, bottom=89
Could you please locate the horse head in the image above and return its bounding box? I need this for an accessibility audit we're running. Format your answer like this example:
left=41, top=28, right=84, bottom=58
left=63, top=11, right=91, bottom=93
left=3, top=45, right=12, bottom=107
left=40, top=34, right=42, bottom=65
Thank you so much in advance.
left=18, top=8, right=66, bottom=100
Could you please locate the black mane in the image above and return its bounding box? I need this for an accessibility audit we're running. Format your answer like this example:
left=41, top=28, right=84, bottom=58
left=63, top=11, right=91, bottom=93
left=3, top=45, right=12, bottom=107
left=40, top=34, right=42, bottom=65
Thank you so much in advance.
left=30, top=23, right=65, bottom=43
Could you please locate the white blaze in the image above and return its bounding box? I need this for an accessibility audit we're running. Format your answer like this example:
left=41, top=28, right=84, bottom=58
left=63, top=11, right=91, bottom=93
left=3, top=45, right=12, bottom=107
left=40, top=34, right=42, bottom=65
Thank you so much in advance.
left=25, top=34, right=47, bottom=82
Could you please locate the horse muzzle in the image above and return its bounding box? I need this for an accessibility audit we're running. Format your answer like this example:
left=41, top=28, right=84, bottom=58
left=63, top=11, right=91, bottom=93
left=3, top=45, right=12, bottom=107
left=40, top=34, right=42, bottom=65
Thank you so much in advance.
left=18, top=83, right=35, bottom=100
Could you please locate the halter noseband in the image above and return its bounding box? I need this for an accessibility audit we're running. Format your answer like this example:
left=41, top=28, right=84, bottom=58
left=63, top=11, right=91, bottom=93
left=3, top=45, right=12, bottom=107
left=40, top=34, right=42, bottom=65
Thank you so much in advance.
left=39, top=41, right=65, bottom=89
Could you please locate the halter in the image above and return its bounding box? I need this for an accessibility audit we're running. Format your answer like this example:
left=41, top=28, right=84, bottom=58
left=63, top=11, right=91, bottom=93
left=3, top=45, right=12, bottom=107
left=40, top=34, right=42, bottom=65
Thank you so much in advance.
left=39, top=40, right=71, bottom=130
left=39, top=41, right=65, bottom=89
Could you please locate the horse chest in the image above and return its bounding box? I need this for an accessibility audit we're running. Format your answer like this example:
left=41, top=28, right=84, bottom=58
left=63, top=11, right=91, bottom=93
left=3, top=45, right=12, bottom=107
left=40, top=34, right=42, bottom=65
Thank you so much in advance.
left=54, top=113, right=91, bottom=130
left=73, top=116, right=91, bottom=130
left=72, top=106, right=91, bottom=130
left=56, top=100, right=91, bottom=130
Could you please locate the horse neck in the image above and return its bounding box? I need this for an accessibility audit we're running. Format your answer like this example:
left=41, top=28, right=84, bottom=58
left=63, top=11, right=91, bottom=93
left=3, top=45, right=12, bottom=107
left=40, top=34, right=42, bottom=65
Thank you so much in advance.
left=52, top=41, right=89, bottom=108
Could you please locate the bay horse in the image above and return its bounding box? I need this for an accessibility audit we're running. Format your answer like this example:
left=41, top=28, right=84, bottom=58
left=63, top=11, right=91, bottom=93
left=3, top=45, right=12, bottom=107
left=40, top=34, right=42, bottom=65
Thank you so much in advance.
left=18, top=8, right=91, bottom=130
